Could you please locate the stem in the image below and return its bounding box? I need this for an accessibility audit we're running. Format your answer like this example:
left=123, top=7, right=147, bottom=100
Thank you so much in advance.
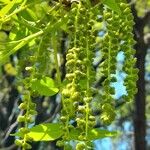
left=74, top=2, right=81, bottom=47
left=52, top=33, right=61, bottom=87
left=85, top=38, right=90, bottom=138
left=108, top=34, right=110, bottom=94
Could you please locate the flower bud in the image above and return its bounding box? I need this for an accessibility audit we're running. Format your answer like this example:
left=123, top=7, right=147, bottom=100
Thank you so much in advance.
left=76, top=142, right=86, bottom=150
left=17, top=116, right=25, bottom=122
left=15, top=139, right=23, bottom=146
left=19, top=103, right=27, bottom=110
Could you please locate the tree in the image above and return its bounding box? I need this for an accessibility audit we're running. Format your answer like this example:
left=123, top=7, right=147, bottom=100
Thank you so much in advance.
left=132, top=1, right=150, bottom=149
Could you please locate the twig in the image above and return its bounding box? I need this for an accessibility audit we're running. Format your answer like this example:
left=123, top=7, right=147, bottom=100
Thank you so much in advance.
left=0, top=144, right=17, bottom=150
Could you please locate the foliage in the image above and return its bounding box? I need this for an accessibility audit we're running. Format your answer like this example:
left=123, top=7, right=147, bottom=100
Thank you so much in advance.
left=135, top=0, right=150, bottom=17
left=0, top=0, right=138, bottom=149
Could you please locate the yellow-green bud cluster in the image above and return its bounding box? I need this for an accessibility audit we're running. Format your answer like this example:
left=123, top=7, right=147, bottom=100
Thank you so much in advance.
left=15, top=139, right=32, bottom=149
left=58, top=0, right=137, bottom=149
left=97, top=0, right=138, bottom=125
left=99, top=8, right=122, bottom=125
left=16, top=91, right=37, bottom=149
left=118, top=2, right=138, bottom=102
left=61, top=1, right=101, bottom=146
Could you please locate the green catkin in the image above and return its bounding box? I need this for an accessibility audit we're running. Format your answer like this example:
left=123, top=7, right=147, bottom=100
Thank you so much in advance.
left=16, top=91, right=37, bottom=149
left=62, top=0, right=137, bottom=148
left=16, top=41, right=41, bottom=149
left=62, top=1, right=102, bottom=149
left=119, top=2, right=138, bottom=102
left=98, top=0, right=138, bottom=125
left=60, top=2, right=82, bottom=144
left=75, top=8, right=95, bottom=142
left=16, top=36, right=50, bottom=150
left=99, top=9, right=120, bottom=125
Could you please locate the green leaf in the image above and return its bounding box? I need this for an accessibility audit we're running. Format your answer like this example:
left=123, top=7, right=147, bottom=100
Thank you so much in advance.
left=31, top=76, right=59, bottom=96
left=69, top=128, right=118, bottom=140
left=68, top=128, right=80, bottom=140
left=0, top=40, right=27, bottom=63
left=0, top=0, right=16, bottom=17
left=0, top=30, right=43, bottom=63
left=0, top=0, right=22, bottom=4
left=102, top=0, right=121, bottom=14
left=0, top=0, right=10, bottom=4
left=87, top=128, right=118, bottom=140
left=26, top=8, right=38, bottom=21
left=28, top=123, right=63, bottom=141
left=11, top=123, right=63, bottom=141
